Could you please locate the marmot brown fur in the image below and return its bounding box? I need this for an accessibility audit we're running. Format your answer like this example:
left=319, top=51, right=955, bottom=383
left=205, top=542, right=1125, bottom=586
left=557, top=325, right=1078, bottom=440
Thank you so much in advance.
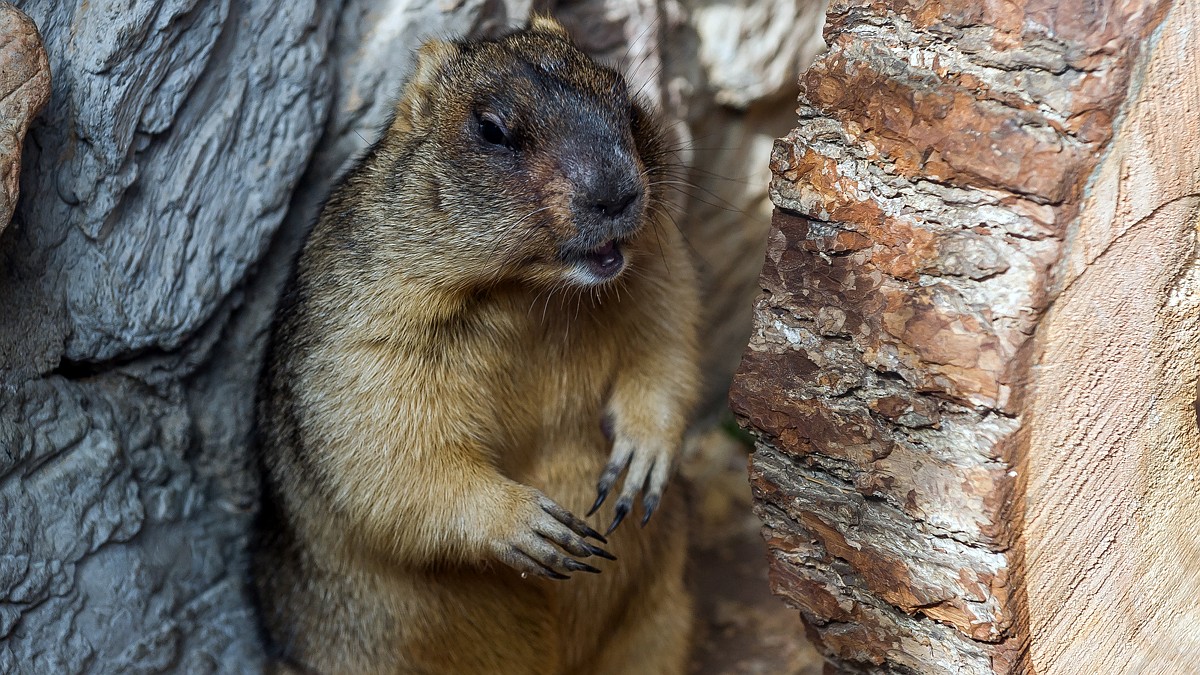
left=251, top=16, right=700, bottom=675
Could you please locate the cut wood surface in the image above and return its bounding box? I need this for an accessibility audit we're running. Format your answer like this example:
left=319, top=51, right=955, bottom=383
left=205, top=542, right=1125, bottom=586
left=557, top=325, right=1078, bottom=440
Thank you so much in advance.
left=1025, top=0, right=1200, bottom=670
left=731, top=0, right=1196, bottom=671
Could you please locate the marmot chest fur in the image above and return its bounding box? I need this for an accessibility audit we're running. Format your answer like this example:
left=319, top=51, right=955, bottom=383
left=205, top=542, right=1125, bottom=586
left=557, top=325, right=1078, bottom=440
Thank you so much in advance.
left=252, top=16, right=701, bottom=675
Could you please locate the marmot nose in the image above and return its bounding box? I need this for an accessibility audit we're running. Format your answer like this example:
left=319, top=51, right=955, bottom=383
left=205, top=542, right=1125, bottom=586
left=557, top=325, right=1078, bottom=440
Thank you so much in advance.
left=592, top=190, right=639, bottom=218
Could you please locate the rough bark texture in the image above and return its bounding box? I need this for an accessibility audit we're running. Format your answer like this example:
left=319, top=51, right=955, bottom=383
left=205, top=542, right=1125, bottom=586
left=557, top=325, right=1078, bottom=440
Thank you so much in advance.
left=0, top=3, right=48, bottom=238
left=730, top=0, right=1183, bottom=672
left=0, top=0, right=823, bottom=670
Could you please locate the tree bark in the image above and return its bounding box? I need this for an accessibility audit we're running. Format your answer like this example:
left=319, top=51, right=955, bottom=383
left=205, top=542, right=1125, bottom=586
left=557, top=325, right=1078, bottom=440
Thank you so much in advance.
left=0, top=3, right=48, bottom=236
left=731, top=0, right=1196, bottom=672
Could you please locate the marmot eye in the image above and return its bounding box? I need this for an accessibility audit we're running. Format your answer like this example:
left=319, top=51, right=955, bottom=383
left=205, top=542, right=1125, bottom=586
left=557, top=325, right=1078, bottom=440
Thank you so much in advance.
left=477, top=113, right=511, bottom=147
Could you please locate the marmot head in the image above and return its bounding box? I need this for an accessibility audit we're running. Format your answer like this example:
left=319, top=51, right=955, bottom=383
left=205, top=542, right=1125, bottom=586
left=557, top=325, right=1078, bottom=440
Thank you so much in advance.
left=381, top=16, right=670, bottom=290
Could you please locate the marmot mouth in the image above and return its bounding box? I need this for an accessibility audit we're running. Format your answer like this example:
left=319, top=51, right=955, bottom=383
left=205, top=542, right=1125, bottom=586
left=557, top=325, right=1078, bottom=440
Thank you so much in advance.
left=581, top=240, right=625, bottom=280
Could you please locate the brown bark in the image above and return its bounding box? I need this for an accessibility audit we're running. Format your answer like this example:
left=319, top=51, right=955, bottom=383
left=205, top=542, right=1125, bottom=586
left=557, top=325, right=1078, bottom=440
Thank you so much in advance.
left=730, top=0, right=1193, bottom=671
left=0, top=3, right=49, bottom=235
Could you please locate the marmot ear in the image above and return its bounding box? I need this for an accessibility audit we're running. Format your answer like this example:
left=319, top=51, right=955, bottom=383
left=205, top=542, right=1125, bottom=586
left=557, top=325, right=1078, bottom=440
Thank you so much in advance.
left=411, top=40, right=458, bottom=87
left=395, top=40, right=460, bottom=132
left=529, top=14, right=569, bottom=38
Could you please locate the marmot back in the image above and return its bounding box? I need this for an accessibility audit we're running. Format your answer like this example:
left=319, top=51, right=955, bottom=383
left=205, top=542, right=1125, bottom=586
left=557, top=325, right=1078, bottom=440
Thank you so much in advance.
left=252, top=16, right=701, bottom=675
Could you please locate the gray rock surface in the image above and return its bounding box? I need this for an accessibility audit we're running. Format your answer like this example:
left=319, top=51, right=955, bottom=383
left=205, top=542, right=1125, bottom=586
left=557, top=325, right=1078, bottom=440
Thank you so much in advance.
left=0, top=0, right=825, bottom=671
left=0, top=0, right=340, bottom=671
left=2, top=0, right=339, bottom=367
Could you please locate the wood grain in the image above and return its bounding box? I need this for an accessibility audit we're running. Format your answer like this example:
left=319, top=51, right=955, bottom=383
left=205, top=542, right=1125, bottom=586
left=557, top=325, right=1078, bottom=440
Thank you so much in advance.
left=1025, top=1, right=1200, bottom=670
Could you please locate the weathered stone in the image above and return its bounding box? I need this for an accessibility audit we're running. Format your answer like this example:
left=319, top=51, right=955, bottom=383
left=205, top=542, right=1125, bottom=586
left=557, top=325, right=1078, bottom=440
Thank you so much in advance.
left=0, top=0, right=340, bottom=368
left=658, top=0, right=830, bottom=414
left=692, top=0, right=825, bottom=109
left=0, top=3, right=49, bottom=237
left=0, top=375, right=262, bottom=673
left=0, top=0, right=341, bottom=670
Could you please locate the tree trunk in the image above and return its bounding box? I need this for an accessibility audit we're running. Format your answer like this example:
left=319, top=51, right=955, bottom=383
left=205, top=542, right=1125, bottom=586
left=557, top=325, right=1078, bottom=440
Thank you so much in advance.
left=731, top=0, right=1199, bottom=671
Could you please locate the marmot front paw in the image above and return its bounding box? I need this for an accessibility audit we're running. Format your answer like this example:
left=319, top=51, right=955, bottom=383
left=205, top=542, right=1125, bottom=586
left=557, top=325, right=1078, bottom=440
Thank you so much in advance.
left=490, top=485, right=615, bottom=580
left=588, top=436, right=675, bottom=534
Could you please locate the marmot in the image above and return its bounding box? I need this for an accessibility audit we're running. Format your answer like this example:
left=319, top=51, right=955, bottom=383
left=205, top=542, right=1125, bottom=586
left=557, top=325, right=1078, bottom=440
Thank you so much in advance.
left=251, top=16, right=700, bottom=675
